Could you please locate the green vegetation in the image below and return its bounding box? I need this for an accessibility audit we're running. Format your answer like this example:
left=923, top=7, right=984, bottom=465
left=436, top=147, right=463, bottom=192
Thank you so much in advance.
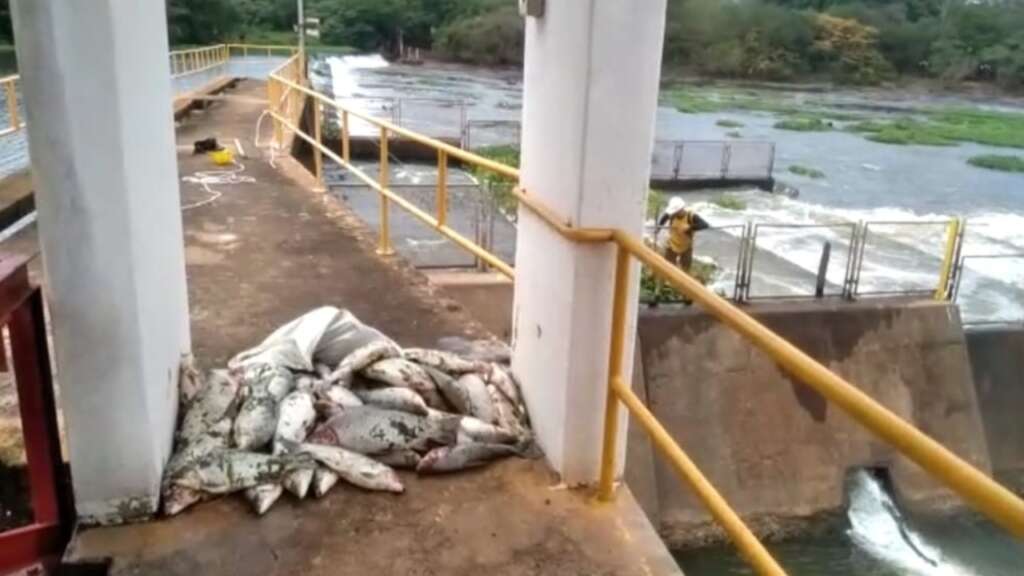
left=726, top=130, right=743, bottom=139
left=967, top=154, right=1024, bottom=173
left=664, top=0, right=1024, bottom=87
left=647, top=189, right=668, bottom=219
left=711, top=195, right=748, bottom=210
left=472, top=145, right=520, bottom=216
left=788, top=164, right=826, bottom=178
left=847, top=109, right=1024, bottom=148
left=124, top=0, right=1024, bottom=89
left=774, top=117, right=833, bottom=132
left=716, top=119, right=745, bottom=128
left=640, top=261, right=719, bottom=303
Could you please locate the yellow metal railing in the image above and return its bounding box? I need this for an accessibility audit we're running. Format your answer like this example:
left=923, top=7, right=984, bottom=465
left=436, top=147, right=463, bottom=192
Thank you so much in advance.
left=266, top=51, right=1024, bottom=575
left=0, top=74, right=23, bottom=138
left=169, top=44, right=231, bottom=78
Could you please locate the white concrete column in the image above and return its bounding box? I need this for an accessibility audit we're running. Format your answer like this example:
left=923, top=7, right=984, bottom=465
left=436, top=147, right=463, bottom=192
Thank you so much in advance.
left=512, top=1, right=667, bottom=485
left=11, top=0, right=191, bottom=523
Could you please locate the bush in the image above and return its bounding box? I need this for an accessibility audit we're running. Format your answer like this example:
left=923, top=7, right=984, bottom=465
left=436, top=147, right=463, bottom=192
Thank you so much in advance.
left=434, top=5, right=524, bottom=66
left=967, top=155, right=1024, bottom=173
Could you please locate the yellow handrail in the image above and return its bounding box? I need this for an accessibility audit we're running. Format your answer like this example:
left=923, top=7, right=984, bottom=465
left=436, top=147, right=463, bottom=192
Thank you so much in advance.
left=0, top=75, right=23, bottom=137
left=265, top=51, right=1024, bottom=574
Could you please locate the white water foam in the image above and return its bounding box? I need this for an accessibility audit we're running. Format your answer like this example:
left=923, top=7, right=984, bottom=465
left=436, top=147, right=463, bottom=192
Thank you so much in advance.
left=847, top=470, right=979, bottom=576
left=326, top=54, right=389, bottom=98
left=681, top=191, right=1024, bottom=322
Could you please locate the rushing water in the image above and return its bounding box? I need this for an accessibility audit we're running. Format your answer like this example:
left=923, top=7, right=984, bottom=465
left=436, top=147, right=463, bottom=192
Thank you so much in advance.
left=675, top=471, right=1024, bottom=575
left=314, top=54, right=1024, bottom=325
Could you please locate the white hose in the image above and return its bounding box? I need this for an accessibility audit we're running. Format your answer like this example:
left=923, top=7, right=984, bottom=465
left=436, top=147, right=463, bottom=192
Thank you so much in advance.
left=253, top=109, right=279, bottom=169
left=181, top=162, right=255, bottom=211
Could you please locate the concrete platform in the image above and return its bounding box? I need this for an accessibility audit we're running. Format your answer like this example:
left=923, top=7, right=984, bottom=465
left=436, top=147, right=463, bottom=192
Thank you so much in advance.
left=63, top=79, right=682, bottom=575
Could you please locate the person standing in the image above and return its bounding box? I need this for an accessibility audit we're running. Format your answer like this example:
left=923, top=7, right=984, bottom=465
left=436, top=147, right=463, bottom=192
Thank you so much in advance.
left=658, top=196, right=709, bottom=272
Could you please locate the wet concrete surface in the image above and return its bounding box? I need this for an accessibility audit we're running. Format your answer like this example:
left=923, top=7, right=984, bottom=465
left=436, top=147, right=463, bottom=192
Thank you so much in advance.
left=64, top=79, right=681, bottom=575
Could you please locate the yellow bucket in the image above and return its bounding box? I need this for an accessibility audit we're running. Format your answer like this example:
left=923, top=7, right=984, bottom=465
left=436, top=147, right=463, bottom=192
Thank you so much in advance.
left=208, top=148, right=234, bottom=166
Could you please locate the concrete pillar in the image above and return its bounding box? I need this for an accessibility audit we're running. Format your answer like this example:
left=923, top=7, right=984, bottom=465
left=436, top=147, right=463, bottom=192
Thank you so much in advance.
left=11, top=0, right=191, bottom=523
left=512, top=1, right=667, bottom=485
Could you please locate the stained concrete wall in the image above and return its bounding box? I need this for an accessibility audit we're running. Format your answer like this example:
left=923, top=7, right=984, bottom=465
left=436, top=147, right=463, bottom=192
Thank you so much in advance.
left=632, top=300, right=991, bottom=547
left=966, top=327, right=1024, bottom=493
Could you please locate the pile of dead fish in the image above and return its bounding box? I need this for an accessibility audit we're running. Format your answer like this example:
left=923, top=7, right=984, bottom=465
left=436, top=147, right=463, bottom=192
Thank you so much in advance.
left=162, top=306, right=532, bottom=516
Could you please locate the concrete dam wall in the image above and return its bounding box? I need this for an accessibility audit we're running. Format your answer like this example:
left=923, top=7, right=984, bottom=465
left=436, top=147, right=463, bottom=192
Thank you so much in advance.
left=966, top=327, right=1024, bottom=493
left=628, top=300, right=992, bottom=548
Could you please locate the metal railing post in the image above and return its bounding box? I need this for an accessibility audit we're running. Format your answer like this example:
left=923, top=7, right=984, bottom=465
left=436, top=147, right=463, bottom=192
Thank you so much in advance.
left=5, top=80, right=18, bottom=132
left=243, top=45, right=249, bottom=58
left=437, top=150, right=448, bottom=227
left=341, top=110, right=350, bottom=163
left=377, top=127, right=394, bottom=255
left=598, top=244, right=632, bottom=501
left=269, top=80, right=282, bottom=147
left=935, top=218, right=961, bottom=300
left=313, top=100, right=324, bottom=191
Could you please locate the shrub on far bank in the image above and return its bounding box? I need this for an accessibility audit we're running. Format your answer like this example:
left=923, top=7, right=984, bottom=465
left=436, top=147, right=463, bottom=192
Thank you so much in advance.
left=434, top=5, right=523, bottom=66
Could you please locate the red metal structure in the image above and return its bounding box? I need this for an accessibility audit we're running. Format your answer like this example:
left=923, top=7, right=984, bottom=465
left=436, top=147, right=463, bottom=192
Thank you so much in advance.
left=0, top=253, right=73, bottom=573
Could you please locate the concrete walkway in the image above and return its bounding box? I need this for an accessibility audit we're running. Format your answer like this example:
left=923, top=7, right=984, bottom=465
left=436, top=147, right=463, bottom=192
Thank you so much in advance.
left=63, top=80, right=681, bottom=576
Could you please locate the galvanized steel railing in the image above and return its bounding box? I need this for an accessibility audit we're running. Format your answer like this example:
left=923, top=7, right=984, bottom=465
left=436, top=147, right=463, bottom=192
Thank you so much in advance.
left=266, top=51, right=1024, bottom=575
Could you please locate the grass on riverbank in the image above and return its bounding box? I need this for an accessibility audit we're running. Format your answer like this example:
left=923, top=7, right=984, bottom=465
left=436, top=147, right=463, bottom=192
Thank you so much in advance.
left=788, top=165, right=826, bottom=178
left=967, top=154, right=1024, bottom=173
left=716, top=119, right=745, bottom=128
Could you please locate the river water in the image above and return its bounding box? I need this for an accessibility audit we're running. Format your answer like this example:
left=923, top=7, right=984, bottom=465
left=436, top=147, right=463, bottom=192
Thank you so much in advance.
left=313, top=54, right=1024, bottom=325
left=312, top=54, right=1024, bottom=575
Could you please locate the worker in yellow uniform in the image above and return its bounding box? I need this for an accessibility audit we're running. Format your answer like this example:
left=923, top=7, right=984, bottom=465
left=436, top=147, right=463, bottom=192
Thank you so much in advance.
left=658, top=196, right=709, bottom=272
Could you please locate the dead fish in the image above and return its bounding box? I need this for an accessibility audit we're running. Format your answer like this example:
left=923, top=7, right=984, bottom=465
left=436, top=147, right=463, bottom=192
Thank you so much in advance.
left=457, top=373, right=496, bottom=424
left=458, top=416, right=519, bottom=445
left=179, top=370, right=242, bottom=442
left=295, top=375, right=317, bottom=393
left=430, top=367, right=471, bottom=415
left=307, top=406, right=459, bottom=455
left=362, top=358, right=448, bottom=410
left=179, top=354, right=205, bottom=406
left=403, top=348, right=485, bottom=374
left=485, top=364, right=524, bottom=411
left=274, top=390, right=316, bottom=455
left=312, top=467, right=340, bottom=498
left=353, top=387, right=429, bottom=416
left=416, top=443, right=520, bottom=474
left=266, top=368, right=295, bottom=401
left=284, top=467, right=313, bottom=499
left=234, top=393, right=278, bottom=451
left=162, top=484, right=205, bottom=516
left=321, top=385, right=364, bottom=408
left=245, top=483, right=284, bottom=515
left=239, top=364, right=294, bottom=401
left=488, top=383, right=524, bottom=438
left=166, top=427, right=231, bottom=478
left=328, top=340, right=402, bottom=386
left=170, top=450, right=307, bottom=495
left=300, top=443, right=404, bottom=493
left=374, top=449, right=422, bottom=469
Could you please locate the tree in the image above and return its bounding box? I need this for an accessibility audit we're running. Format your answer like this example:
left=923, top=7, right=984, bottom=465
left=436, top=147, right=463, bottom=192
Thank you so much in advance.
left=813, top=13, right=892, bottom=83
left=167, top=0, right=240, bottom=45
